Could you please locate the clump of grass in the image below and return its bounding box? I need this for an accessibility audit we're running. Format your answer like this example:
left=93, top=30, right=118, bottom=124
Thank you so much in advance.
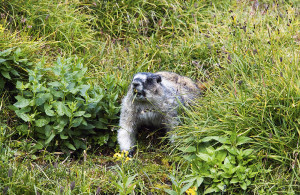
left=172, top=0, right=299, bottom=193
left=1, top=0, right=97, bottom=55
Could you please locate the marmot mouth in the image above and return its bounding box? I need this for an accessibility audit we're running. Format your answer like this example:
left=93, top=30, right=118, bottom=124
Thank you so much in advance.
left=134, top=90, right=146, bottom=99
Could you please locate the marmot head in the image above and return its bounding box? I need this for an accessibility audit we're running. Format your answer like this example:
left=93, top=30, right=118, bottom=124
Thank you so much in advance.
left=131, top=72, right=162, bottom=103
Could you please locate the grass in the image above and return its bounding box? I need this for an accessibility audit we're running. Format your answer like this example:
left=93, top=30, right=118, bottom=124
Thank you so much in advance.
left=1, top=0, right=299, bottom=194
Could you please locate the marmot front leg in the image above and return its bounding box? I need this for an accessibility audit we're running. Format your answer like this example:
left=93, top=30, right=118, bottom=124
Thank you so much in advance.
left=117, top=126, right=136, bottom=152
left=117, top=111, right=137, bottom=153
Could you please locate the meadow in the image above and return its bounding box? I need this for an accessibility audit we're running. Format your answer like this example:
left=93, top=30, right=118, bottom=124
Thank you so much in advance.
left=0, top=0, right=299, bottom=194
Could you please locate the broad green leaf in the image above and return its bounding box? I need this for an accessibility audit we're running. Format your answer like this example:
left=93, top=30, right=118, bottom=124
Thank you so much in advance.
left=64, top=142, right=76, bottom=150
left=61, top=104, right=71, bottom=117
left=80, top=123, right=95, bottom=130
left=196, top=152, right=211, bottom=162
left=16, top=124, right=29, bottom=135
left=196, top=177, right=204, bottom=187
left=45, top=108, right=55, bottom=116
left=226, top=147, right=238, bottom=155
left=80, top=84, right=90, bottom=96
left=34, top=142, right=44, bottom=150
left=36, top=93, right=52, bottom=106
left=44, top=103, right=55, bottom=116
left=204, top=186, right=217, bottom=194
left=230, top=177, right=240, bottom=184
left=227, top=154, right=236, bottom=164
left=217, top=182, right=226, bottom=191
left=180, top=182, right=194, bottom=194
left=0, top=48, right=12, bottom=56
left=45, top=133, right=55, bottom=145
left=45, top=125, right=52, bottom=137
left=48, top=81, right=61, bottom=87
left=74, top=111, right=85, bottom=117
left=201, top=136, right=230, bottom=144
left=183, top=154, right=197, bottom=161
left=35, top=118, right=49, bottom=127
left=94, top=121, right=107, bottom=129
left=74, top=139, right=87, bottom=149
left=10, top=69, right=19, bottom=76
left=236, top=136, right=252, bottom=146
left=54, top=102, right=64, bottom=116
left=1, top=71, right=11, bottom=79
left=16, top=81, right=22, bottom=89
left=163, top=189, right=177, bottom=195
left=83, top=113, right=91, bottom=118
left=206, top=146, right=215, bottom=155
left=14, top=47, right=22, bottom=56
left=54, top=118, right=68, bottom=132
left=177, top=146, right=196, bottom=153
left=71, top=117, right=83, bottom=127
left=216, top=150, right=227, bottom=163
left=51, top=90, right=64, bottom=98
left=66, top=82, right=75, bottom=90
left=15, top=110, right=30, bottom=122
left=242, top=149, right=254, bottom=157
left=14, top=96, right=30, bottom=108
left=240, top=182, right=247, bottom=190
left=183, top=177, right=196, bottom=184
left=60, top=133, right=68, bottom=140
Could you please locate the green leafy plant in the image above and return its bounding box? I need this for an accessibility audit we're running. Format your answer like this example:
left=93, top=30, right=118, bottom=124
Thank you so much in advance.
left=0, top=48, right=32, bottom=91
left=175, top=135, right=257, bottom=194
left=113, top=165, right=137, bottom=195
left=12, top=57, right=121, bottom=151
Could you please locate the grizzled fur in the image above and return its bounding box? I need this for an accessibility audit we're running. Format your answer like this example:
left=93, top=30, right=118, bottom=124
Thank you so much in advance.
left=117, top=72, right=202, bottom=153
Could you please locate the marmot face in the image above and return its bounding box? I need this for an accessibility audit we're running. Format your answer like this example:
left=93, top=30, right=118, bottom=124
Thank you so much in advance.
left=131, top=72, right=162, bottom=103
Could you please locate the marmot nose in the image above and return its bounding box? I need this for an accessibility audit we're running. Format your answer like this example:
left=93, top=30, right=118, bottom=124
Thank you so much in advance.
left=132, top=82, right=140, bottom=89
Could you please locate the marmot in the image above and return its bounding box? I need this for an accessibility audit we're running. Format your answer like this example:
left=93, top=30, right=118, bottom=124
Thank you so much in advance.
left=117, top=72, right=202, bottom=155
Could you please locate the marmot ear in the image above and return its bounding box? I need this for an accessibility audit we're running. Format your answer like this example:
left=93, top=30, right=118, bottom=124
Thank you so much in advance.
left=155, top=75, right=162, bottom=83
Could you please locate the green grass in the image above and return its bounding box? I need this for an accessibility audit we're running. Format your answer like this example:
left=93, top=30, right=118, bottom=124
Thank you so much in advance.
left=1, top=0, right=299, bottom=194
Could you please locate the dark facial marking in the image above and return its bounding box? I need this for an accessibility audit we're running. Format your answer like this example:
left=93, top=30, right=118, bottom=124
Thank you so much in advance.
left=155, top=75, right=162, bottom=83
left=146, top=77, right=154, bottom=85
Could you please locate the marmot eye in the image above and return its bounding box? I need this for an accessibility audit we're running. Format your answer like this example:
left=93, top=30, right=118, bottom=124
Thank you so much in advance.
left=156, top=75, right=162, bottom=83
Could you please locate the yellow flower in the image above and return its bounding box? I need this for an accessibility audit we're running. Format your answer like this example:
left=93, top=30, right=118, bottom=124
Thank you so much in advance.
left=113, top=151, right=132, bottom=162
left=125, top=157, right=132, bottom=162
left=0, top=24, right=5, bottom=33
left=121, top=150, right=129, bottom=157
left=186, top=186, right=197, bottom=195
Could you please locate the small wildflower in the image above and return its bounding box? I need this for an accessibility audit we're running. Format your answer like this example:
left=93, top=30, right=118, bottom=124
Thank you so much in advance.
left=113, top=150, right=132, bottom=162
left=27, top=25, right=32, bottom=29
left=21, top=16, right=26, bottom=23
left=0, top=24, right=5, bottom=33
left=96, top=187, right=101, bottom=195
left=60, top=186, right=64, bottom=194
left=125, top=157, right=132, bottom=162
left=121, top=150, right=129, bottom=157
left=186, top=186, right=197, bottom=195
left=70, top=181, right=75, bottom=191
